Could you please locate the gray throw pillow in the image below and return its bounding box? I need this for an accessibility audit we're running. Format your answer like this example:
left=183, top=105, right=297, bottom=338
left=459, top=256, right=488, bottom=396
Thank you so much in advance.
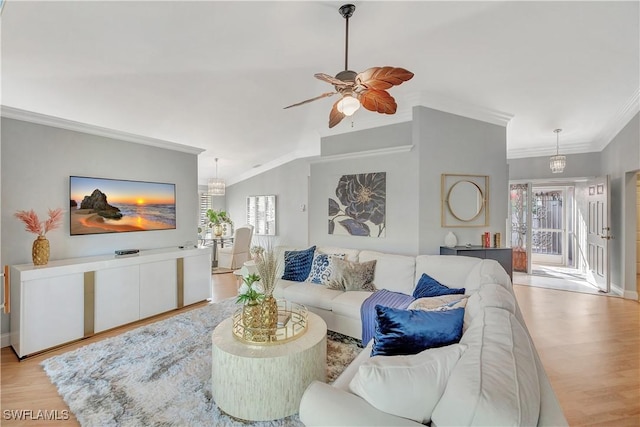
left=328, top=259, right=377, bottom=292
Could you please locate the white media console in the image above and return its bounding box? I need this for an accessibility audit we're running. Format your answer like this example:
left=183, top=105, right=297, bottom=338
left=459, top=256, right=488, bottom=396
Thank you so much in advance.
left=10, top=246, right=212, bottom=358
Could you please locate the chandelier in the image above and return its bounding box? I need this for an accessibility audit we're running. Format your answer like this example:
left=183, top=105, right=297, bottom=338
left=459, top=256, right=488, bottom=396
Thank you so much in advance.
left=549, top=129, right=566, bottom=174
left=208, top=158, right=225, bottom=196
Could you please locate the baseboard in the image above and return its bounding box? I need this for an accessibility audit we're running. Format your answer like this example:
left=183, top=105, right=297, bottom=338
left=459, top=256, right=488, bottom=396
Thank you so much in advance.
left=623, top=289, right=639, bottom=301
left=1, top=332, right=10, bottom=348
left=611, top=283, right=624, bottom=297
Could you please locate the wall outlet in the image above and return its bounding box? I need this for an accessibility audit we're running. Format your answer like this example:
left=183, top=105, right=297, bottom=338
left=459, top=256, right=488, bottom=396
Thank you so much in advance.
left=300, top=204, right=306, bottom=212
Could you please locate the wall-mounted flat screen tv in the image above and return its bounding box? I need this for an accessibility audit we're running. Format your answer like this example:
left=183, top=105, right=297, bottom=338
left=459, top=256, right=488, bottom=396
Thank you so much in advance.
left=70, top=176, right=176, bottom=235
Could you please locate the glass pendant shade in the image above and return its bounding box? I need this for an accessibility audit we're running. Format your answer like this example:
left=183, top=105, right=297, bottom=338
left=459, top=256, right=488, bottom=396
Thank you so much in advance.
left=336, top=95, right=360, bottom=116
left=549, top=128, right=566, bottom=174
left=209, top=158, right=225, bottom=195
left=208, top=178, right=225, bottom=196
left=549, top=155, right=566, bottom=174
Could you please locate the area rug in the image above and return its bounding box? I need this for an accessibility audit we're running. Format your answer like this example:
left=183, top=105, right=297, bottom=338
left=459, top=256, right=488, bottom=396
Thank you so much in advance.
left=41, top=298, right=363, bottom=426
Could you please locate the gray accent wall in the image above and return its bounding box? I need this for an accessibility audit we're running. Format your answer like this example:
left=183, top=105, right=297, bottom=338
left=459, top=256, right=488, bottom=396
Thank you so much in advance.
left=225, top=159, right=309, bottom=248
left=414, top=107, right=508, bottom=253
left=1, top=117, right=200, bottom=336
left=227, top=107, right=508, bottom=258
left=601, top=113, right=639, bottom=297
left=508, top=152, right=602, bottom=181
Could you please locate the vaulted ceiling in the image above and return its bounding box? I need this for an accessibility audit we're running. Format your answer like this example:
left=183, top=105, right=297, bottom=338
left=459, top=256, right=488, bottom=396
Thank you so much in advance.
left=2, top=1, right=638, bottom=185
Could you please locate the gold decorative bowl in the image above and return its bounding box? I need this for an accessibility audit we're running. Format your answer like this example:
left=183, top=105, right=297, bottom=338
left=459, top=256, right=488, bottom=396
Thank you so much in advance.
left=232, top=300, right=308, bottom=345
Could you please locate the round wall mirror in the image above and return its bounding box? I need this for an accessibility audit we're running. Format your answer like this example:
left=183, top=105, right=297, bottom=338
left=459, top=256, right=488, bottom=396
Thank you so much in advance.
left=447, top=180, right=484, bottom=221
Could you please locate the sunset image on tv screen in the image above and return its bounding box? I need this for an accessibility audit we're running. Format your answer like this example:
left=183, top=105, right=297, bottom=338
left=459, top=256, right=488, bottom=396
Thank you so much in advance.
left=70, top=176, right=176, bottom=235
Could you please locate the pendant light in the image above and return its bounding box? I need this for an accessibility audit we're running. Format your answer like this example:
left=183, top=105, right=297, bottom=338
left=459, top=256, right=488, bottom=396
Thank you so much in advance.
left=208, top=158, right=225, bottom=196
left=549, top=129, right=566, bottom=174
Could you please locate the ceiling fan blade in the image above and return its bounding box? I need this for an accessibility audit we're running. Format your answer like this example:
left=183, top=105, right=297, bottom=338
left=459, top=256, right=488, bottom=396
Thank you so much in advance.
left=315, top=73, right=352, bottom=88
left=358, top=89, right=397, bottom=114
left=355, top=67, right=414, bottom=91
left=329, top=100, right=346, bottom=128
left=283, top=92, right=337, bottom=109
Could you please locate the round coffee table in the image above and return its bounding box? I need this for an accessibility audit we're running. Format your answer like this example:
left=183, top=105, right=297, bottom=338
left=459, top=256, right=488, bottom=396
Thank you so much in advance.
left=211, top=311, right=327, bottom=421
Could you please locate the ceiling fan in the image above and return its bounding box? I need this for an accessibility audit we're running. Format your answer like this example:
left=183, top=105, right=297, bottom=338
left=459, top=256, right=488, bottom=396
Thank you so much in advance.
left=284, top=4, right=414, bottom=128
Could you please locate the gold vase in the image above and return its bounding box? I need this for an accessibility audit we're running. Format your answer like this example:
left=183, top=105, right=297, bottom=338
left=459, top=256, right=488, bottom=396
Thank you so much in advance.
left=32, top=235, right=50, bottom=266
left=261, top=295, right=278, bottom=330
left=242, top=302, right=265, bottom=341
left=213, top=224, right=223, bottom=238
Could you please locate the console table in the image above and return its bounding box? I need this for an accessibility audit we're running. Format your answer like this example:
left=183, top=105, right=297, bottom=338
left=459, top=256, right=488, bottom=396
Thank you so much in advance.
left=10, top=246, right=212, bottom=358
left=440, top=246, right=513, bottom=280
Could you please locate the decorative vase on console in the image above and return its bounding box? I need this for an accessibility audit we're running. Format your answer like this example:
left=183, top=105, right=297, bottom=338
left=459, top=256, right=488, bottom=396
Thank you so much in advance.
left=444, top=231, right=458, bottom=248
left=206, top=209, right=233, bottom=239
left=14, top=208, right=63, bottom=266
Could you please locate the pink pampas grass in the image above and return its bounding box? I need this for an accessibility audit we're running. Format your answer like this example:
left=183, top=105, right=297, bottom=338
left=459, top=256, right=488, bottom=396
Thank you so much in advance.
left=15, top=208, right=64, bottom=236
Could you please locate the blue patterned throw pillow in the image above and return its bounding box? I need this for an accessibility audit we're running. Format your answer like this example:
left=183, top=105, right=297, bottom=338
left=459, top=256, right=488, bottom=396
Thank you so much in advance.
left=305, top=252, right=345, bottom=285
left=412, top=273, right=465, bottom=299
left=282, top=246, right=316, bottom=282
left=371, top=305, right=464, bottom=356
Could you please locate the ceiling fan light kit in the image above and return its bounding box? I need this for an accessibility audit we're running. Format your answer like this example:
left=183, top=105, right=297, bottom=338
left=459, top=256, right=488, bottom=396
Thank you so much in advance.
left=284, top=4, right=414, bottom=128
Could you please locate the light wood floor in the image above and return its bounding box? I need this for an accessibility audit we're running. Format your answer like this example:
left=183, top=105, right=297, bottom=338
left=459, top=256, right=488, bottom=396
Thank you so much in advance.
left=1, top=274, right=638, bottom=426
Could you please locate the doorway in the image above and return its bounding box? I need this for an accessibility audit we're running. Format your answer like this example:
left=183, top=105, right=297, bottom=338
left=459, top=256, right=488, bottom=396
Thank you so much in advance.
left=509, top=177, right=611, bottom=295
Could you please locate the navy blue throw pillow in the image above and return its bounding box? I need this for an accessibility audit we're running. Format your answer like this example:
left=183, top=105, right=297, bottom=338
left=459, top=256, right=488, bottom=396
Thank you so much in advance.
left=282, top=246, right=316, bottom=282
left=371, top=305, right=464, bottom=356
left=412, top=273, right=465, bottom=299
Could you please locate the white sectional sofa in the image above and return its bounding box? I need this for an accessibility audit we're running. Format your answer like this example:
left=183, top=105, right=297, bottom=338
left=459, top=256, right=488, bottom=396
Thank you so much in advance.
left=271, top=246, right=568, bottom=426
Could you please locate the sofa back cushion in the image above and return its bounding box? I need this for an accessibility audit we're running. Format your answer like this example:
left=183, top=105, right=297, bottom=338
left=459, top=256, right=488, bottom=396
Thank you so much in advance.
left=464, top=283, right=517, bottom=332
left=415, top=255, right=482, bottom=291
left=431, top=307, right=540, bottom=426
left=317, top=246, right=360, bottom=262
left=359, top=250, right=416, bottom=294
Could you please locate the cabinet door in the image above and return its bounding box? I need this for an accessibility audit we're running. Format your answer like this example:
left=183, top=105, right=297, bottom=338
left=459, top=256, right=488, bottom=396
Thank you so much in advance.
left=94, top=265, right=140, bottom=333
left=140, top=260, right=177, bottom=319
left=21, top=273, right=84, bottom=356
left=183, top=253, right=212, bottom=306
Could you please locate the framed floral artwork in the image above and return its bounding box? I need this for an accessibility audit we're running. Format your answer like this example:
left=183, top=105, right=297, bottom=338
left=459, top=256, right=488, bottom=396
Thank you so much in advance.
left=328, top=172, right=386, bottom=237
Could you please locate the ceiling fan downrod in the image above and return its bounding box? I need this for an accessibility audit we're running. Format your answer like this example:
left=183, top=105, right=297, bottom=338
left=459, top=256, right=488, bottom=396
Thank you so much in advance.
left=339, top=4, right=355, bottom=72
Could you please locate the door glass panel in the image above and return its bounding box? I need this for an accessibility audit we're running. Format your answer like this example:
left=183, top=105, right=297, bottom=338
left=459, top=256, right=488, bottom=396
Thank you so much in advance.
left=531, top=190, right=564, bottom=262
left=510, top=184, right=529, bottom=273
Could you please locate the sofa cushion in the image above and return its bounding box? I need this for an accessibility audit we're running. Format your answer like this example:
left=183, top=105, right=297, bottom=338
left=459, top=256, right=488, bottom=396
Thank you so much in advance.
left=305, top=252, right=345, bottom=285
left=317, top=246, right=360, bottom=262
left=281, top=282, right=343, bottom=311
left=349, top=344, right=466, bottom=424
left=415, top=255, right=482, bottom=291
left=464, top=283, right=517, bottom=332
left=359, top=251, right=416, bottom=294
left=431, top=307, right=540, bottom=426
left=331, top=291, right=374, bottom=319
left=407, top=294, right=467, bottom=311
left=372, top=306, right=464, bottom=356
left=412, top=273, right=465, bottom=298
left=272, top=279, right=297, bottom=299
left=281, top=246, right=316, bottom=281
left=327, top=259, right=377, bottom=292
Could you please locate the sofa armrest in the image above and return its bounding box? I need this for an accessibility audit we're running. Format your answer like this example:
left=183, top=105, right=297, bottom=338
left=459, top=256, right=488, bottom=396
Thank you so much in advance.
left=299, top=381, right=422, bottom=427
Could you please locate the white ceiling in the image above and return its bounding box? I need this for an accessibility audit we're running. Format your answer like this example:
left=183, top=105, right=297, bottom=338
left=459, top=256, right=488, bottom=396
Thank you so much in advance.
left=2, top=1, right=638, bottom=186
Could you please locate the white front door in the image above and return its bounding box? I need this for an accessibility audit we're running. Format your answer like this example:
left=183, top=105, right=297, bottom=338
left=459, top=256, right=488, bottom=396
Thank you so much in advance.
left=584, top=176, right=611, bottom=292
left=531, top=187, right=566, bottom=265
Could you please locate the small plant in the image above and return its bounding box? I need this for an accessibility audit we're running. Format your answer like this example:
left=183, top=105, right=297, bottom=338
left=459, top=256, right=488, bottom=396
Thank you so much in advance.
left=14, top=208, right=64, bottom=236
left=236, top=273, right=264, bottom=304
left=206, top=209, right=233, bottom=227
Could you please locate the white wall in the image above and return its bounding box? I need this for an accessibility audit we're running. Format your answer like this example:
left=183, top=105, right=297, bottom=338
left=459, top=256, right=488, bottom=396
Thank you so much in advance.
left=508, top=152, right=601, bottom=181
left=1, top=117, right=201, bottom=336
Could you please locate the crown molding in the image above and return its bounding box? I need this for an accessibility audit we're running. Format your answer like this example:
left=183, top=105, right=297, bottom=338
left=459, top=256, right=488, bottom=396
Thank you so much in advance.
left=507, top=141, right=598, bottom=160
left=0, top=106, right=206, bottom=155
left=309, top=144, right=414, bottom=164
left=408, top=91, right=514, bottom=127
left=592, top=88, right=640, bottom=151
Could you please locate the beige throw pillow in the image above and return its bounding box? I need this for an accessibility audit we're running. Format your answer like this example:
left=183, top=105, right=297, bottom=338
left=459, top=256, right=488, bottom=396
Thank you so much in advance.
left=327, top=259, right=377, bottom=292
